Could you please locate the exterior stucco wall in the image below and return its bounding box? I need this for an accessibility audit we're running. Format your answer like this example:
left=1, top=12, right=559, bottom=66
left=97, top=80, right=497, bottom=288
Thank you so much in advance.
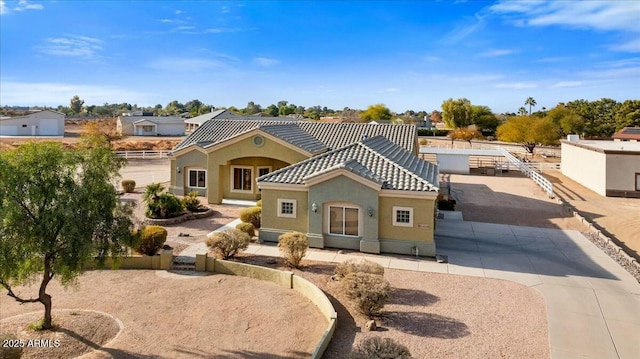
left=261, top=189, right=309, bottom=234
left=171, top=149, right=208, bottom=196
left=605, top=153, right=640, bottom=192
left=156, top=123, right=185, bottom=136
left=0, top=111, right=64, bottom=136
left=437, top=154, right=470, bottom=174
left=561, top=142, right=607, bottom=196
left=379, top=196, right=436, bottom=256
left=221, top=157, right=291, bottom=200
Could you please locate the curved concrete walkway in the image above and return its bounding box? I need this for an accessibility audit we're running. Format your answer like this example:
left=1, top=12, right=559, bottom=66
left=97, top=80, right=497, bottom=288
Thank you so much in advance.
left=184, top=214, right=639, bottom=359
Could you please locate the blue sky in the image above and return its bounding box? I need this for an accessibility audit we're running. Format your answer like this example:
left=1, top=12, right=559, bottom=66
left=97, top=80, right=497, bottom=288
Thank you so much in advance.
left=1, top=0, right=638, bottom=113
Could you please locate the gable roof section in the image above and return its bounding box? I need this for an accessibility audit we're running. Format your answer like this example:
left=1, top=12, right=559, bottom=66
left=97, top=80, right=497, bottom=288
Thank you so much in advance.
left=612, top=127, right=640, bottom=140
left=173, top=120, right=417, bottom=153
left=258, top=135, right=438, bottom=192
left=119, top=115, right=183, bottom=125
left=0, top=109, right=65, bottom=121
left=185, top=109, right=241, bottom=125
left=259, top=124, right=327, bottom=154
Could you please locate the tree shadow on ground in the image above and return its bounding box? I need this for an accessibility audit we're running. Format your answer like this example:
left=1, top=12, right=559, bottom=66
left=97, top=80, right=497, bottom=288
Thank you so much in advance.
left=57, top=327, right=159, bottom=358
left=322, top=291, right=358, bottom=358
left=388, top=288, right=439, bottom=306
left=382, top=311, right=469, bottom=339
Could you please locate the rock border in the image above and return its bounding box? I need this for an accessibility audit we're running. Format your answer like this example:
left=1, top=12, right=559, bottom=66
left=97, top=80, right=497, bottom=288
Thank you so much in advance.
left=143, top=208, right=215, bottom=225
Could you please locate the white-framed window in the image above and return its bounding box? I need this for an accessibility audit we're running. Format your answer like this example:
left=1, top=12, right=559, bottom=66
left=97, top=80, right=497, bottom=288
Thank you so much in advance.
left=277, top=199, right=297, bottom=218
left=258, top=166, right=271, bottom=178
left=188, top=169, right=206, bottom=188
left=328, top=205, right=359, bottom=236
left=392, top=206, right=413, bottom=227
left=142, top=125, right=154, bottom=132
left=231, top=166, right=253, bottom=192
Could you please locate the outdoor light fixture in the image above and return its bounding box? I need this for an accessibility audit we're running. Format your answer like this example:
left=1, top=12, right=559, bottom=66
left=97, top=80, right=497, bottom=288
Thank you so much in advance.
left=368, top=206, right=374, bottom=217
left=311, top=202, right=318, bottom=213
left=176, top=166, right=181, bottom=174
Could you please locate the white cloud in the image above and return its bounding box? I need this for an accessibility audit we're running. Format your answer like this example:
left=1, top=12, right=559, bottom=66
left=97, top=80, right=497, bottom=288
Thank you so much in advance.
left=490, top=1, right=640, bottom=33
left=0, top=81, right=154, bottom=106
left=253, top=57, right=280, bottom=67
left=0, top=1, right=7, bottom=15
left=479, top=49, right=515, bottom=57
left=35, top=35, right=103, bottom=58
left=175, top=26, right=196, bottom=31
left=442, top=14, right=486, bottom=44
left=495, top=82, right=538, bottom=89
left=158, top=19, right=173, bottom=23
left=147, top=57, right=229, bottom=72
left=610, top=38, right=640, bottom=53
left=549, top=81, right=583, bottom=88
left=221, top=6, right=229, bottom=13
left=14, top=0, right=43, bottom=12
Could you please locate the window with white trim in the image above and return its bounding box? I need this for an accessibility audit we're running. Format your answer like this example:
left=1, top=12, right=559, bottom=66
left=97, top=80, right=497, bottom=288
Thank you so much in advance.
left=188, top=169, right=206, bottom=188
left=277, top=199, right=297, bottom=218
left=232, top=166, right=253, bottom=192
left=328, top=205, right=359, bottom=236
left=392, top=206, right=413, bottom=227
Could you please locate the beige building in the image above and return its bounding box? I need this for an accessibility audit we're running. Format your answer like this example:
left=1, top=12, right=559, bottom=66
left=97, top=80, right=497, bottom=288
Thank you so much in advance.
left=561, top=138, right=640, bottom=198
left=117, top=114, right=185, bottom=136
left=0, top=109, right=65, bottom=137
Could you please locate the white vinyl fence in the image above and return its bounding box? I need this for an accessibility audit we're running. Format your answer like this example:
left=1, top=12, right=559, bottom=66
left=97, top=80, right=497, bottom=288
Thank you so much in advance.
left=114, top=150, right=171, bottom=159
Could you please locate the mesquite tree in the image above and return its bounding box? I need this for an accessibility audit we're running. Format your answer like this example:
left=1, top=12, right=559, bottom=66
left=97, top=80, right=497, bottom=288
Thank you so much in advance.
left=0, top=138, right=135, bottom=330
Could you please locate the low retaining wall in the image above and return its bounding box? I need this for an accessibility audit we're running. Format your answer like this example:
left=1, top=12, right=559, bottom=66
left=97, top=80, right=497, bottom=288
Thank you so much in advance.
left=143, top=208, right=215, bottom=225
left=87, top=249, right=173, bottom=270
left=197, top=253, right=337, bottom=359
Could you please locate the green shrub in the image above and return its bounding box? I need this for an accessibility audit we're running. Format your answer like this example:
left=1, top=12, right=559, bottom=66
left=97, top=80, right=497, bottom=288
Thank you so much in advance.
left=278, top=232, right=309, bottom=268
left=256, top=199, right=262, bottom=207
left=182, top=191, right=202, bottom=212
left=342, top=272, right=391, bottom=317
left=121, top=179, right=136, bottom=193
left=349, top=337, right=412, bottom=359
left=236, top=222, right=256, bottom=237
left=335, top=259, right=385, bottom=279
left=206, top=229, right=251, bottom=259
left=239, top=206, right=261, bottom=228
left=136, top=225, right=167, bottom=255
left=0, top=334, right=24, bottom=359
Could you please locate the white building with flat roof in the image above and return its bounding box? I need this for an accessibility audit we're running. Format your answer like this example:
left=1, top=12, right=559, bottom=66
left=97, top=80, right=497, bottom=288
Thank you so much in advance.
left=561, top=138, right=640, bottom=198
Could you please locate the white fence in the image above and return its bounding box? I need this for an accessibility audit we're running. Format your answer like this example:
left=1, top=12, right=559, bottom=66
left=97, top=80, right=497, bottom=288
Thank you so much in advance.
left=114, top=150, right=171, bottom=159
left=500, top=148, right=555, bottom=197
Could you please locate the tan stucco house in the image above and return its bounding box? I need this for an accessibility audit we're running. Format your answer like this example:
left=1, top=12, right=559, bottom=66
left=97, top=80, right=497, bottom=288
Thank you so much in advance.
left=117, top=113, right=185, bottom=136
left=169, top=120, right=440, bottom=256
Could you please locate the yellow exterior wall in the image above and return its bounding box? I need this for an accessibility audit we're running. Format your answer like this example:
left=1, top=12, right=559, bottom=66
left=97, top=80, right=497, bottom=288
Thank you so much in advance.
left=378, top=196, right=436, bottom=242
left=261, top=189, right=309, bottom=233
left=221, top=157, right=291, bottom=200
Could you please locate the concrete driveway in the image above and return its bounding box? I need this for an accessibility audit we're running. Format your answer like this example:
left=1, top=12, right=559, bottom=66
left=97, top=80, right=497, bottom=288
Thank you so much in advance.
left=435, top=213, right=640, bottom=359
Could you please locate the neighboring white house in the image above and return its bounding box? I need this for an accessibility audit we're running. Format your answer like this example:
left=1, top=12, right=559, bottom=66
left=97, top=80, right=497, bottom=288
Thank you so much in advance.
left=184, top=109, right=241, bottom=133
left=561, top=137, right=640, bottom=198
left=117, top=114, right=185, bottom=136
left=0, top=109, right=65, bottom=137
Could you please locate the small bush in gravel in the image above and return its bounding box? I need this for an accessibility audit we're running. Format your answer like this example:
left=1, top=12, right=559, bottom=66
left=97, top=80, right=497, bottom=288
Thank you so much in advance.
left=335, top=259, right=384, bottom=279
left=240, top=206, right=261, bottom=228
left=278, top=232, right=309, bottom=268
left=236, top=222, right=256, bottom=237
left=136, top=225, right=167, bottom=256
left=349, top=337, right=412, bottom=359
left=206, top=229, right=251, bottom=259
left=121, top=179, right=136, bottom=193
left=182, top=191, right=202, bottom=212
left=342, top=272, right=391, bottom=317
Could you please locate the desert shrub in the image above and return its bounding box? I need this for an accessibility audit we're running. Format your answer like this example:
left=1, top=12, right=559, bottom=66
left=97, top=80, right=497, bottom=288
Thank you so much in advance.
left=278, top=232, right=309, bottom=268
left=236, top=222, right=256, bottom=237
left=0, top=334, right=24, bottom=359
left=239, top=206, right=261, bottom=228
left=182, top=191, right=202, bottom=212
left=256, top=199, right=262, bottom=207
left=121, top=179, right=136, bottom=193
left=418, top=138, right=428, bottom=146
left=342, top=272, right=391, bottom=317
left=206, top=229, right=251, bottom=259
left=136, top=225, right=167, bottom=256
left=335, top=259, right=385, bottom=279
left=349, top=337, right=412, bottom=359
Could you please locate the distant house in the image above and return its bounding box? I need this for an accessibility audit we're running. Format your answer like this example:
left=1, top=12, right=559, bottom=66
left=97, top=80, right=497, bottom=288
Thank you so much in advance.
left=561, top=137, right=640, bottom=198
left=612, top=127, right=640, bottom=142
left=169, top=120, right=439, bottom=256
left=184, top=109, right=300, bottom=133
left=0, top=109, right=65, bottom=137
left=117, top=113, right=185, bottom=136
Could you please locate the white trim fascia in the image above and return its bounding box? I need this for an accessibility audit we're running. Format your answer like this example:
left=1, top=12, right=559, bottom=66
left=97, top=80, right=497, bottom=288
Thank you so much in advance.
left=257, top=182, right=307, bottom=192
left=380, top=189, right=438, bottom=199
left=170, top=145, right=209, bottom=158
left=305, top=169, right=382, bottom=192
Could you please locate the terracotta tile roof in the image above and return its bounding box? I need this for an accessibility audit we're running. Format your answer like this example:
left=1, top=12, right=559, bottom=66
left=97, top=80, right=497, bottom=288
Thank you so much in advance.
left=258, top=135, right=439, bottom=192
left=612, top=127, right=640, bottom=141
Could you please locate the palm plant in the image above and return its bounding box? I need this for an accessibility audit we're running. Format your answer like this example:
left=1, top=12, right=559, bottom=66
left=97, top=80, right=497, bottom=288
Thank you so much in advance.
left=143, top=183, right=164, bottom=217
left=525, top=97, right=537, bottom=115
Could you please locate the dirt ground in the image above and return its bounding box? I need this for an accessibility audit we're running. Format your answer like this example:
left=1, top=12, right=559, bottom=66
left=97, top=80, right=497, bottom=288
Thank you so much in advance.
left=0, top=271, right=326, bottom=359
